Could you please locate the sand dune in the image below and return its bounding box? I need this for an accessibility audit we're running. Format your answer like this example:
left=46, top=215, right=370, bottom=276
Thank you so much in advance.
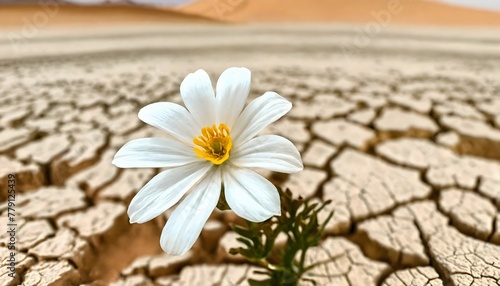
left=3, top=1, right=499, bottom=28
left=0, top=4, right=213, bottom=28
left=1, top=22, right=500, bottom=286
left=178, top=0, right=500, bottom=26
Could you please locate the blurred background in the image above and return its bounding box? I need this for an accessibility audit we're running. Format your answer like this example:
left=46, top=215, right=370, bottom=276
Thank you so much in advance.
left=1, top=1, right=500, bottom=286
left=1, top=0, right=500, bottom=26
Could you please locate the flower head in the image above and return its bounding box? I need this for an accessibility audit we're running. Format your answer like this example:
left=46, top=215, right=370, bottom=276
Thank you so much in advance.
left=112, top=67, right=303, bottom=255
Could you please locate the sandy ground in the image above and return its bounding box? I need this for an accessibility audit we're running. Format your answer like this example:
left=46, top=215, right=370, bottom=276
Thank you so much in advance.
left=0, top=24, right=500, bottom=286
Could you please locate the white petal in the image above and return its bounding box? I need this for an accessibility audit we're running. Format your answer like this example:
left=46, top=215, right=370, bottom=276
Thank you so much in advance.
left=180, top=69, right=216, bottom=128
left=113, top=138, right=199, bottom=168
left=160, top=168, right=221, bottom=255
left=231, top=92, right=292, bottom=146
left=138, top=102, right=199, bottom=146
left=216, top=67, right=251, bottom=128
left=128, top=162, right=212, bottom=224
left=223, top=165, right=280, bottom=222
left=230, top=135, right=303, bottom=173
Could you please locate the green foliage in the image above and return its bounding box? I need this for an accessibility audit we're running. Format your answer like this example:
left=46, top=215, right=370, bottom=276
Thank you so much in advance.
left=229, top=188, right=334, bottom=286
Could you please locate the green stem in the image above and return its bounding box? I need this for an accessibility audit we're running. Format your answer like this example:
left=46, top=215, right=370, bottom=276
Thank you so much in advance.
left=299, top=248, right=307, bottom=275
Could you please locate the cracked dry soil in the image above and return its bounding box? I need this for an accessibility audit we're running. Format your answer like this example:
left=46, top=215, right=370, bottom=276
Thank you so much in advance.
left=0, top=25, right=499, bottom=286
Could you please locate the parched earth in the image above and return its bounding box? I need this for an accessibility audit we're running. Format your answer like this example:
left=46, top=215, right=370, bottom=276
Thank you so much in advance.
left=0, top=25, right=500, bottom=286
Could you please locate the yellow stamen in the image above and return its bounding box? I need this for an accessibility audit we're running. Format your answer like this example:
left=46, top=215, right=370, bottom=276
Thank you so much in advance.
left=193, top=124, right=232, bottom=165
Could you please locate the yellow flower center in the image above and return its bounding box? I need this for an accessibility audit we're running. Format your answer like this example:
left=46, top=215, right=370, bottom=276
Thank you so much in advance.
left=193, top=124, right=232, bottom=165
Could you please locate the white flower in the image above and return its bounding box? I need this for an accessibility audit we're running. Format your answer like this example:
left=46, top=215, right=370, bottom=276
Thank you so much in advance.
left=112, top=67, right=303, bottom=255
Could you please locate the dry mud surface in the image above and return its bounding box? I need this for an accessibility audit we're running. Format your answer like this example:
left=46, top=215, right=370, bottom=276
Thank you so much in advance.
left=0, top=25, right=500, bottom=285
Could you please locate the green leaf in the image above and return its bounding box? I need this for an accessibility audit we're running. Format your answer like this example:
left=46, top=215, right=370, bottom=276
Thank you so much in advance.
left=249, top=279, right=272, bottom=286
left=233, top=225, right=256, bottom=238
